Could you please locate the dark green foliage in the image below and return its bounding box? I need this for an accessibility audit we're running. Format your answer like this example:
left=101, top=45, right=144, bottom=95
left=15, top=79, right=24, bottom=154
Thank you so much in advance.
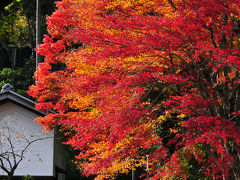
left=24, top=174, right=34, bottom=180
left=65, top=146, right=95, bottom=180
left=0, top=57, right=34, bottom=97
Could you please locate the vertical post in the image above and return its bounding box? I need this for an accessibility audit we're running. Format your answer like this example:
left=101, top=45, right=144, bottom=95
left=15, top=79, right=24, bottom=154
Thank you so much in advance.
left=36, top=0, right=41, bottom=69
left=132, top=169, right=135, bottom=180
left=146, top=155, right=149, bottom=178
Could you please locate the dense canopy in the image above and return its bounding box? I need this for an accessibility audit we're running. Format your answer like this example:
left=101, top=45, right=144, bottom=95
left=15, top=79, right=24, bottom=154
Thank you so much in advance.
left=29, top=0, right=240, bottom=179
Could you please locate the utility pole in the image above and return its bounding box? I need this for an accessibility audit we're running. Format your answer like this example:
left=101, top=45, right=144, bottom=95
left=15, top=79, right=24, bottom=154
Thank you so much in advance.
left=36, top=0, right=41, bottom=69
left=132, top=169, right=135, bottom=180
left=146, top=155, right=149, bottom=178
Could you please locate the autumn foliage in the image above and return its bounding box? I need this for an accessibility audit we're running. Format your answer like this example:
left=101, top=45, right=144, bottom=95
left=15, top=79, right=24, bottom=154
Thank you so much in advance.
left=28, top=0, right=240, bottom=179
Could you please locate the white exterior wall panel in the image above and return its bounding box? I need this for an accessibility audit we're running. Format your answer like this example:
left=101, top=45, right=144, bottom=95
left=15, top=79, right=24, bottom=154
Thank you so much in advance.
left=0, top=102, right=54, bottom=176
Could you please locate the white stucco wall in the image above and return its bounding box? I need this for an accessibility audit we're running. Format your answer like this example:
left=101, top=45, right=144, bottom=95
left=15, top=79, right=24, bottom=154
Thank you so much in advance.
left=0, top=102, right=54, bottom=176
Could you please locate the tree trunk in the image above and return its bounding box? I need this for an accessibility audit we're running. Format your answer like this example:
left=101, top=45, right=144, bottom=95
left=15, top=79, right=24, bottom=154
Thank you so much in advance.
left=7, top=174, right=13, bottom=180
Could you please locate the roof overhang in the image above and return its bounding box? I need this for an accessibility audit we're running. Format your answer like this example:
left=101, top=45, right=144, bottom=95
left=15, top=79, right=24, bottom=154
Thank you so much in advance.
left=0, top=90, right=46, bottom=116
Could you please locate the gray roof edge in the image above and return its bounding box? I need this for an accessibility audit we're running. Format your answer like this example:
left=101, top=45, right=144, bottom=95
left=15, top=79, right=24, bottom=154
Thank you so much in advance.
left=0, top=90, right=47, bottom=116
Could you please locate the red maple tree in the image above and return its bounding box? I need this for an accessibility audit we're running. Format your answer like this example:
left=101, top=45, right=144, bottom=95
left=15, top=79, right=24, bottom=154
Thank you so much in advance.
left=29, top=0, right=240, bottom=179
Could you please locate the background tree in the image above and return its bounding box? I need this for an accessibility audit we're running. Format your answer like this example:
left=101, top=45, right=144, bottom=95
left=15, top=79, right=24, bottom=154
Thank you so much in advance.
left=29, top=0, right=240, bottom=179
left=0, top=0, right=56, bottom=96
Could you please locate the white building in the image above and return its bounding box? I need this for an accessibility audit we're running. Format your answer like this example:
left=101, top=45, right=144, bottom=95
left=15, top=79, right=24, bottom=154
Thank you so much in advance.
left=0, top=83, right=66, bottom=180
